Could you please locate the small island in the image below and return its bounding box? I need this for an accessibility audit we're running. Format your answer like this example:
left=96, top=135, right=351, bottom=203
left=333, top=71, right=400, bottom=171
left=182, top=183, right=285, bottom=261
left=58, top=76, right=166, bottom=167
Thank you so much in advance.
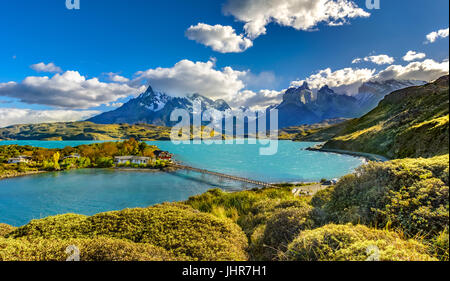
left=0, top=138, right=173, bottom=180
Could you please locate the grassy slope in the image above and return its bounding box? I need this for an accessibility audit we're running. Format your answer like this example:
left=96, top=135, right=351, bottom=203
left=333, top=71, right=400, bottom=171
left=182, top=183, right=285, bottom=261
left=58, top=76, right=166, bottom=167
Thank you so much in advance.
left=0, top=122, right=173, bottom=141
left=278, top=118, right=349, bottom=141
left=300, top=76, right=449, bottom=159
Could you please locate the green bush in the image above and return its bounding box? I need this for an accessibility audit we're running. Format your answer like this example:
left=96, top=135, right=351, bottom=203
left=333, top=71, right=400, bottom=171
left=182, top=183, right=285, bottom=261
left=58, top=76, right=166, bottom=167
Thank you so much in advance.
left=9, top=214, right=89, bottom=239
left=95, top=157, right=114, bottom=168
left=9, top=204, right=248, bottom=261
left=0, top=237, right=176, bottom=261
left=261, top=204, right=314, bottom=260
left=315, top=155, right=449, bottom=237
left=0, top=224, right=16, bottom=237
left=428, top=227, right=449, bottom=261
left=283, top=224, right=436, bottom=261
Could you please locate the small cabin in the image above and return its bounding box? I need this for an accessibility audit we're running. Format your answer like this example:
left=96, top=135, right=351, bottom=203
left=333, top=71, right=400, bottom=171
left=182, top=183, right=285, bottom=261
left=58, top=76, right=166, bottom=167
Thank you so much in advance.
left=322, top=179, right=339, bottom=186
left=114, top=156, right=151, bottom=165
left=63, top=153, right=81, bottom=160
left=8, top=156, right=31, bottom=164
left=154, top=150, right=173, bottom=161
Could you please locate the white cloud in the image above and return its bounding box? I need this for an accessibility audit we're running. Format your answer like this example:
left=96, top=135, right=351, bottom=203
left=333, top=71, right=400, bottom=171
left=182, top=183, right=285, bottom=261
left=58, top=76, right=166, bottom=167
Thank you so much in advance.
left=290, top=59, right=449, bottom=95
left=291, top=67, right=376, bottom=94
left=0, top=71, right=143, bottom=109
left=132, top=59, right=247, bottom=100
left=426, top=27, right=449, bottom=43
left=223, top=0, right=370, bottom=39
left=374, top=59, right=449, bottom=81
left=107, top=102, right=124, bottom=107
left=30, top=62, right=62, bottom=73
left=186, top=23, right=253, bottom=53
left=0, top=108, right=100, bottom=128
left=229, top=89, right=283, bottom=110
left=402, top=50, right=426, bottom=62
left=105, top=72, right=130, bottom=83
left=352, top=54, right=395, bottom=65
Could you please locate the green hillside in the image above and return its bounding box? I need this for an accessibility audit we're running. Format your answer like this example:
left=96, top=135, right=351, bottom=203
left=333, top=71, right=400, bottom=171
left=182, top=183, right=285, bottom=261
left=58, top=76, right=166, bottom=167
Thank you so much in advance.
left=0, top=122, right=173, bottom=141
left=306, top=75, right=449, bottom=159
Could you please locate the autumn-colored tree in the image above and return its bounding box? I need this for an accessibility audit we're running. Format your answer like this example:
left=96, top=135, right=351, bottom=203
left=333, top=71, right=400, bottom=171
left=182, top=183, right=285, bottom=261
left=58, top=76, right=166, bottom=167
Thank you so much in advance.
left=53, top=152, right=60, bottom=170
left=62, top=146, right=75, bottom=156
left=78, top=145, right=96, bottom=159
left=100, top=142, right=119, bottom=157
left=121, top=138, right=140, bottom=155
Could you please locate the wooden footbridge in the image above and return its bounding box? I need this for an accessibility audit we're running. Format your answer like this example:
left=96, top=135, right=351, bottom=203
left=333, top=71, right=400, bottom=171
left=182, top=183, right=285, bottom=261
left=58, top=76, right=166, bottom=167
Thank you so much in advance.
left=170, top=163, right=277, bottom=188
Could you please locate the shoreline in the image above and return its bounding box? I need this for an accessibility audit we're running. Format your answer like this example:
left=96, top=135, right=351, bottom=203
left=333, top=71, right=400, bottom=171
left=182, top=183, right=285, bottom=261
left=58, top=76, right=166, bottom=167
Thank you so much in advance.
left=306, top=145, right=390, bottom=162
left=0, top=166, right=178, bottom=182
left=0, top=170, right=47, bottom=181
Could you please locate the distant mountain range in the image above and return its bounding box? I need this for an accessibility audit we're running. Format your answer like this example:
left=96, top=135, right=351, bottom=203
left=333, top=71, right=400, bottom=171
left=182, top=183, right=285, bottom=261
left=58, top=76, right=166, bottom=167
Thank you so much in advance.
left=88, top=86, right=231, bottom=126
left=355, top=79, right=426, bottom=114
left=271, top=82, right=361, bottom=128
left=87, top=79, right=426, bottom=129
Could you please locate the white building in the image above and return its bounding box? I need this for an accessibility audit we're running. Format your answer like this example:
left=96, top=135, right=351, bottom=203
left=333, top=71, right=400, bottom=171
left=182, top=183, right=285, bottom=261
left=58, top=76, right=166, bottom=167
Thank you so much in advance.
left=114, top=156, right=151, bottom=165
left=63, top=153, right=81, bottom=160
left=8, top=156, right=31, bottom=164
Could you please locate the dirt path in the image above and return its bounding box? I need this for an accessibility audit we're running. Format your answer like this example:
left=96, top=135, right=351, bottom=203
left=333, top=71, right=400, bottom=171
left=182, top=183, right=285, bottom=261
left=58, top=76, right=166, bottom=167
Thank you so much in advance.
left=292, top=183, right=329, bottom=196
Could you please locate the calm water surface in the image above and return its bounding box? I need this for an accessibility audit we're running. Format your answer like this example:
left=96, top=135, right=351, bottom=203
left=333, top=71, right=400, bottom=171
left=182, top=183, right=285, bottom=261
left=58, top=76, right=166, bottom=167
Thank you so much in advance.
left=0, top=140, right=365, bottom=226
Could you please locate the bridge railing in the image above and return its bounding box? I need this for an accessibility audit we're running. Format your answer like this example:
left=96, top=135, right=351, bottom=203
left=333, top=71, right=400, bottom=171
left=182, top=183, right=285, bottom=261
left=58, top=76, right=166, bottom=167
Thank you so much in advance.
left=169, top=164, right=276, bottom=188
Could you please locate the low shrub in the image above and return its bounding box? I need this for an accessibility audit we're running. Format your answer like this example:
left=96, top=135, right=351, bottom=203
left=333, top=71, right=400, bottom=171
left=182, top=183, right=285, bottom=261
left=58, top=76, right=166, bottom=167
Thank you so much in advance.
left=314, top=155, right=449, bottom=237
left=9, top=204, right=248, bottom=261
left=283, top=224, right=436, bottom=261
left=0, top=224, right=16, bottom=237
left=261, top=204, right=314, bottom=260
left=8, top=214, right=89, bottom=239
left=428, top=227, right=449, bottom=261
left=0, top=237, right=176, bottom=261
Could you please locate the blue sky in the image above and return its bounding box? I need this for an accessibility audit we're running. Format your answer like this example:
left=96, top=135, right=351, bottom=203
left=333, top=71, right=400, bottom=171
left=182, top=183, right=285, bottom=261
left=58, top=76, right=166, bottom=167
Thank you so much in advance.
left=0, top=0, right=449, bottom=126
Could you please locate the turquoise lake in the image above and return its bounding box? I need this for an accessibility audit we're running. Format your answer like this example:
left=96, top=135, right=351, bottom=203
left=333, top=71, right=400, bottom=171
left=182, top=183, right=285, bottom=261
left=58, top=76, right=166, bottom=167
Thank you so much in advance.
left=0, top=140, right=365, bottom=226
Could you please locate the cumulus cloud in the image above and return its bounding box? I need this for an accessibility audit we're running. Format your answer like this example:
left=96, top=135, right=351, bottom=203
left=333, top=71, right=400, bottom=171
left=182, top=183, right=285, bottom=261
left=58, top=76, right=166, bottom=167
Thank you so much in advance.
left=291, top=67, right=376, bottom=94
left=132, top=59, right=247, bottom=100
left=107, top=102, right=124, bottom=107
left=352, top=54, right=395, bottom=65
left=0, top=71, right=143, bottom=109
left=229, top=89, right=284, bottom=110
left=186, top=23, right=253, bottom=53
left=105, top=72, right=130, bottom=83
left=402, top=51, right=426, bottom=62
left=30, top=62, right=62, bottom=73
left=374, top=59, right=449, bottom=81
left=290, top=59, right=449, bottom=95
left=0, top=108, right=99, bottom=128
left=223, top=0, right=370, bottom=39
left=426, top=27, right=449, bottom=43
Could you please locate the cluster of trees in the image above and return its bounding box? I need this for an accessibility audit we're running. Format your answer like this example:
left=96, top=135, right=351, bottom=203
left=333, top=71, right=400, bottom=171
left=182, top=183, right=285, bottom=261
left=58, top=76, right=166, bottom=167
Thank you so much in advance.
left=0, top=139, right=167, bottom=174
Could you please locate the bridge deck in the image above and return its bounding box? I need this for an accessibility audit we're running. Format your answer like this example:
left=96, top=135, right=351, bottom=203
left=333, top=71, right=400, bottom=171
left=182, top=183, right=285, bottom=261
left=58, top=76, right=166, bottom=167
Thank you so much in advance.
left=170, top=164, right=277, bottom=188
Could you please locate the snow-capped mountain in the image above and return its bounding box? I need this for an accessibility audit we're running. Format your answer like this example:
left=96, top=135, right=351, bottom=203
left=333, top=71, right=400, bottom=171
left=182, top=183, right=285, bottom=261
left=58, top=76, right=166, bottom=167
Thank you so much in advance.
left=267, top=82, right=360, bottom=128
left=88, top=85, right=231, bottom=126
left=88, top=79, right=429, bottom=129
left=355, top=79, right=426, bottom=113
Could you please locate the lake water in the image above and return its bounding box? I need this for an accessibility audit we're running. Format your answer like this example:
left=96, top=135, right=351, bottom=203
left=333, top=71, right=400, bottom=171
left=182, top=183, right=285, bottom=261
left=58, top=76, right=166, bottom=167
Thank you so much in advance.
left=0, top=140, right=365, bottom=226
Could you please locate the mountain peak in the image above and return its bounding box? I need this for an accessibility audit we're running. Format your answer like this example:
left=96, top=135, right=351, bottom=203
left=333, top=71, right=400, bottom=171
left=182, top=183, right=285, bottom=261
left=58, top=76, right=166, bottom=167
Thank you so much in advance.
left=319, top=85, right=332, bottom=92
left=88, top=87, right=231, bottom=126
left=318, top=85, right=337, bottom=96
left=144, top=85, right=154, bottom=95
left=299, top=81, right=310, bottom=90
